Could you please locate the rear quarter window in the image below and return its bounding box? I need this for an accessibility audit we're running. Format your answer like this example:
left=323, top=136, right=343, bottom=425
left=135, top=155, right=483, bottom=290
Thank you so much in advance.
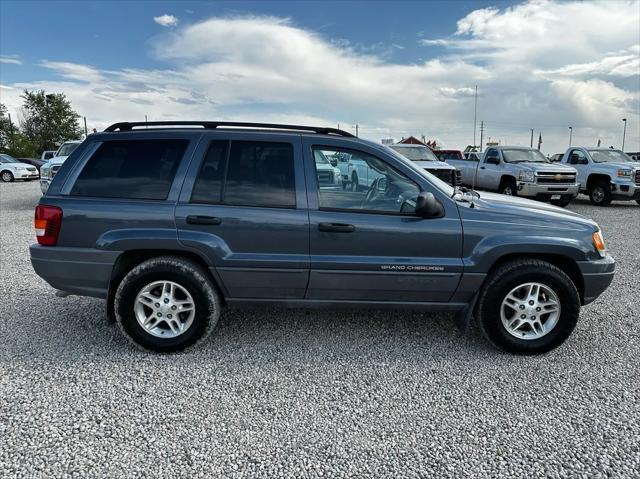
left=70, top=139, right=188, bottom=199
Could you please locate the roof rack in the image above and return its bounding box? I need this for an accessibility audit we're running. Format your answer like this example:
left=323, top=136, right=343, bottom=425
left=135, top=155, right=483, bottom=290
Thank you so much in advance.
left=104, top=121, right=356, bottom=138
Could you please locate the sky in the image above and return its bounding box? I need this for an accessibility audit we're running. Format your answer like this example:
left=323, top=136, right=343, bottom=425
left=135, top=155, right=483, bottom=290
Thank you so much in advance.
left=1, top=0, right=639, bottom=154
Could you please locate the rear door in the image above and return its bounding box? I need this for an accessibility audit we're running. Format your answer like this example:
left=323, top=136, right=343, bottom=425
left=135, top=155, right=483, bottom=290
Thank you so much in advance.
left=176, top=132, right=309, bottom=299
left=303, top=138, right=463, bottom=303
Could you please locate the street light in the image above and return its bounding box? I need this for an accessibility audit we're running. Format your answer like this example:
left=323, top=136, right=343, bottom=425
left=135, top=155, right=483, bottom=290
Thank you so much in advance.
left=622, top=118, right=627, bottom=151
left=568, top=126, right=573, bottom=147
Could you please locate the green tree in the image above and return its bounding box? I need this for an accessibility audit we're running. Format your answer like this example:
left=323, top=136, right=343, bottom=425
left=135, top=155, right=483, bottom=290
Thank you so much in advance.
left=19, top=90, right=82, bottom=152
left=0, top=102, right=39, bottom=157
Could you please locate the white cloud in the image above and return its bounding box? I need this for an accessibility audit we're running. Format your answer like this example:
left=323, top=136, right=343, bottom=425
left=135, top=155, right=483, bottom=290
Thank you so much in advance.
left=153, top=14, right=178, bottom=27
left=0, top=55, right=22, bottom=65
left=2, top=1, right=639, bottom=153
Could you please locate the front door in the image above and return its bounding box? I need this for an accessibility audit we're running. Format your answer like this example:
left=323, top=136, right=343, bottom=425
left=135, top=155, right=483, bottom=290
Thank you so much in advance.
left=477, top=148, right=502, bottom=190
left=566, top=149, right=589, bottom=188
left=303, top=140, right=463, bottom=303
left=176, top=133, right=309, bottom=299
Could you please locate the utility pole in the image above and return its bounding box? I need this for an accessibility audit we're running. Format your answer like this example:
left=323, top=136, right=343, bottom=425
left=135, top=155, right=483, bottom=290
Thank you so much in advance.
left=354, top=124, right=359, bottom=137
left=479, top=121, right=484, bottom=152
left=568, top=126, right=573, bottom=147
left=7, top=113, right=12, bottom=129
left=145, top=115, right=148, bottom=128
left=530, top=129, right=534, bottom=148
left=473, top=85, right=478, bottom=148
left=83, top=116, right=88, bottom=137
left=622, top=118, right=627, bottom=150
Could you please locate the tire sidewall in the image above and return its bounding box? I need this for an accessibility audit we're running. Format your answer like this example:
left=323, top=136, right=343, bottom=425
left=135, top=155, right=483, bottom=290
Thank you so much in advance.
left=589, top=182, right=611, bottom=206
left=1, top=171, right=14, bottom=182
left=479, top=265, right=580, bottom=354
left=500, top=179, right=517, bottom=196
left=115, top=262, right=217, bottom=352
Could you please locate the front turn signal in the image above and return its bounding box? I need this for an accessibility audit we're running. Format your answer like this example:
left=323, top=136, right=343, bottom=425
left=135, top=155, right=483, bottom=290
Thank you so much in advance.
left=592, top=230, right=606, bottom=257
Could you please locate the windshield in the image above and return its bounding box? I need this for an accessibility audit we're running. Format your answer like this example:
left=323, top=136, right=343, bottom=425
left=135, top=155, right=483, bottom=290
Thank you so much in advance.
left=588, top=149, right=632, bottom=163
left=384, top=146, right=455, bottom=196
left=389, top=145, right=439, bottom=162
left=56, top=142, right=79, bottom=157
left=0, top=154, right=19, bottom=163
left=502, top=149, right=549, bottom=163
left=434, top=150, right=463, bottom=161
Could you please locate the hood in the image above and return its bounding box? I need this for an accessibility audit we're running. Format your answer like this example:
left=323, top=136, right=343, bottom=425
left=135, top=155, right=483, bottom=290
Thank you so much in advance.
left=468, top=191, right=597, bottom=229
left=594, top=161, right=638, bottom=171
left=514, top=162, right=576, bottom=173
left=47, top=156, right=69, bottom=166
left=3, top=161, right=36, bottom=169
left=413, top=160, right=453, bottom=170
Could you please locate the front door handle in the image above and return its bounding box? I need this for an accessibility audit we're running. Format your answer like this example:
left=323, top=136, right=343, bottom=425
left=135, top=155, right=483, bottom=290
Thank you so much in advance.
left=318, top=222, right=355, bottom=233
left=186, top=215, right=222, bottom=225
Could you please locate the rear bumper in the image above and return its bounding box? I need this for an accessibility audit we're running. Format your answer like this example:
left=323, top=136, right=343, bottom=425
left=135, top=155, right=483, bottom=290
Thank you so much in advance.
left=30, top=244, right=119, bottom=298
left=577, top=254, right=615, bottom=305
left=518, top=182, right=579, bottom=199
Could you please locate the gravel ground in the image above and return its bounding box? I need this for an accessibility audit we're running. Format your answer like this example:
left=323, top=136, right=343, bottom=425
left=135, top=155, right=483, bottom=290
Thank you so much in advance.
left=1, top=181, right=639, bottom=478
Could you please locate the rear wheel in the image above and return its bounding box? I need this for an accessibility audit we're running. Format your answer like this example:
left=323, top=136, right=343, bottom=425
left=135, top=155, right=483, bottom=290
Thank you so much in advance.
left=499, top=177, right=517, bottom=196
left=114, top=256, right=221, bottom=352
left=589, top=180, right=612, bottom=206
left=476, top=259, right=580, bottom=354
left=1, top=171, right=14, bottom=182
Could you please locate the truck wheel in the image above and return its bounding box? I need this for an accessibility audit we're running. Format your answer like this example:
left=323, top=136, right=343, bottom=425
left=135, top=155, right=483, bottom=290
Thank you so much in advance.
left=1, top=171, right=14, bottom=182
left=589, top=181, right=612, bottom=206
left=350, top=172, right=359, bottom=192
left=550, top=198, right=572, bottom=207
left=114, top=256, right=221, bottom=352
left=499, top=178, right=517, bottom=196
left=476, top=259, right=580, bottom=354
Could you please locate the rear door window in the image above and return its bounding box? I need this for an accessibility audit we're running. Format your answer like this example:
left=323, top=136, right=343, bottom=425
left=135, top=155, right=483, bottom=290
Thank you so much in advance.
left=70, top=139, right=188, bottom=199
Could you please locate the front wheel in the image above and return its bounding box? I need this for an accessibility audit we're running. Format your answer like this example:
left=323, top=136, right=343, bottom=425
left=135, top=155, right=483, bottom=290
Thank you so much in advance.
left=499, top=178, right=517, bottom=196
left=589, top=181, right=612, bottom=206
left=476, top=259, right=580, bottom=354
left=1, top=171, right=14, bottom=182
left=114, top=256, right=221, bottom=352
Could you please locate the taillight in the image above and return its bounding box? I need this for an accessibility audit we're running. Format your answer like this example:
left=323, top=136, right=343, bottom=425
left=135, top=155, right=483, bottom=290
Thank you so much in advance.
left=35, top=204, right=62, bottom=246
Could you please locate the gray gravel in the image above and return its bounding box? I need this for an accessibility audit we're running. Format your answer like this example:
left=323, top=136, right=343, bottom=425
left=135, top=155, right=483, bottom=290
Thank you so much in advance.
left=1, top=181, right=639, bottom=478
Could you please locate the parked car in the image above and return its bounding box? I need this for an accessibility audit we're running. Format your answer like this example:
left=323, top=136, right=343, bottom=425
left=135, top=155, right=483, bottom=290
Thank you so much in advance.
left=41, top=150, right=57, bottom=161
left=31, top=121, right=614, bottom=354
left=560, top=147, right=640, bottom=206
left=39, top=140, right=82, bottom=194
left=447, top=146, right=579, bottom=207
left=16, top=157, right=45, bottom=172
left=0, top=153, right=40, bottom=182
left=313, top=149, right=342, bottom=187
left=388, top=144, right=460, bottom=186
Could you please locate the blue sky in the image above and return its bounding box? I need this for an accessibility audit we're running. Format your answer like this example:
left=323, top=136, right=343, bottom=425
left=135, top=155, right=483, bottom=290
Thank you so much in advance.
left=1, top=0, right=639, bottom=153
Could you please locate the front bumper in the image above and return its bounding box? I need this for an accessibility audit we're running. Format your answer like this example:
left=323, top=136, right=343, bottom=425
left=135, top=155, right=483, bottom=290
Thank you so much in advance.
left=577, top=254, right=615, bottom=305
left=517, top=182, right=579, bottom=199
left=16, top=171, right=39, bottom=179
left=610, top=180, right=640, bottom=200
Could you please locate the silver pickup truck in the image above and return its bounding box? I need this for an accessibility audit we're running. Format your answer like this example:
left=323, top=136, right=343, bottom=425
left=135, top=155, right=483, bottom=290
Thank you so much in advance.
left=446, top=146, right=579, bottom=207
left=559, top=147, right=640, bottom=206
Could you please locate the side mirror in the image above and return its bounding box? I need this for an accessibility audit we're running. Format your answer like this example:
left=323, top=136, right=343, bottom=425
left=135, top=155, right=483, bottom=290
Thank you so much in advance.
left=415, top=191, right=444, bottom=218
left=486, top=156, right=500, bottom=165
left=330, top=159, right=338, bottom=167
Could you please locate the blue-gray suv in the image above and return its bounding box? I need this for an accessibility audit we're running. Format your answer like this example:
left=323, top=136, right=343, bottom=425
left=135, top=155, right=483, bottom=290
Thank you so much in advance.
left=30, top=122, right=615, bottom=354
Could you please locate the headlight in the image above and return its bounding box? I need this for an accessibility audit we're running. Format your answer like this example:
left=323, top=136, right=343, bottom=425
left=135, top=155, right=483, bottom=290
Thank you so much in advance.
left=617, top=169, right=632, bottom=177
left=518, top=170, right=535, bottom=182
left=592, top=229, right=606, bottom=257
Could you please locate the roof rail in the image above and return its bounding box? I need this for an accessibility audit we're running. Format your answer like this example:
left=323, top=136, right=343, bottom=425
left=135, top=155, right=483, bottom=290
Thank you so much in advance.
left=104, top=121, right=356, bottom=137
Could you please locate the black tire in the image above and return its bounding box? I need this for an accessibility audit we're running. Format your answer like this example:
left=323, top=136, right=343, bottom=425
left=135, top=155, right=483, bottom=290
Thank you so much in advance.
left=114, top=256, right=221, bottom=352
left=550, top=198, right=572, bottom=207
left=1, top=170, right=14, bottom=182
left=588, top=180, right=612, bottom=206
left=350, top=172, right=359, bottom=192
left=476, top=259, right=580, bottom=355
left=499, top=177, right=517, bottom=196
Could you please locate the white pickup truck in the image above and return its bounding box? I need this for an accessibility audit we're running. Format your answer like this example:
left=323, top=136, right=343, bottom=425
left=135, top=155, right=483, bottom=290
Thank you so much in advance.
left=559, top=147, right=640, bottom=206
left=445, top=146, right=579, bottom=206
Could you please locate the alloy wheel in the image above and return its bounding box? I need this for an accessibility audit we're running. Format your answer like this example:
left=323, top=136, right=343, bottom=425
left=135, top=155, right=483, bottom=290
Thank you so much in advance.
left=500, top=282, right=561, bottom=340
left=134, top=280, right=196, bottom=338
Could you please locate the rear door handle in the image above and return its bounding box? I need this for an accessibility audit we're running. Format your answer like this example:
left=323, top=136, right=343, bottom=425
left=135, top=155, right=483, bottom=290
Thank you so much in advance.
left=186, top=215, right=222, bottom=225
left=318, top=222, right=355, bottom=233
